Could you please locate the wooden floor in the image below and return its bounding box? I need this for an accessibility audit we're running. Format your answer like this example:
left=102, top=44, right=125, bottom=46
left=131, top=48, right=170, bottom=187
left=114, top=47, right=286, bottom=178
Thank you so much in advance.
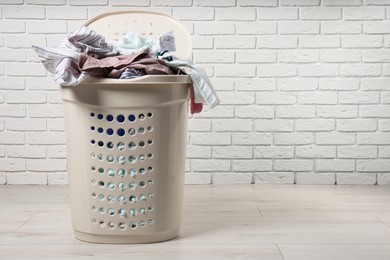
left=1, top=185, right=390, bottom=260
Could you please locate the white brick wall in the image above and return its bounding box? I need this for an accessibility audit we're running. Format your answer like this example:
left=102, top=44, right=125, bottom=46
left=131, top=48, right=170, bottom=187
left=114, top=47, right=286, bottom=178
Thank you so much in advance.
left=0, top=0, right=390, bottom=185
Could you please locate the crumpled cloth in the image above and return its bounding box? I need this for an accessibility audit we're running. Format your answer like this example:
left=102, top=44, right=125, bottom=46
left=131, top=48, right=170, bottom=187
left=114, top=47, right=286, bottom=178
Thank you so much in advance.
left=79, top=51, right=176, bottom=78
left=120, top=68, right=145, bottom=79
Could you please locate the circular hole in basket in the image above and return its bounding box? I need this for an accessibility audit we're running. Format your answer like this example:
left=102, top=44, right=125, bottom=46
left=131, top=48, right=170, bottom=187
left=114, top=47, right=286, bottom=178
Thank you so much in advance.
left=129, top=156, right=137, bottom=163
left=118, top=208, right=127, bottom=217
left=148, top=193, right=154, bottom=199
left=147, top=140, right=153, bottom=145
left=129, top=182, right=137, bottom=190
left=107, top=155, right=115, bottom=163
left=129, top=142, right=136, bottom=150
left=118, top=195, right=126, bottom=205
left=117, top=142, right=125, bottom=151
left=118, top=182, right=126, bottom=191
left=117, top=169, right=125, bottom=178
left=117, top=115, right=125, bottom=123
left=108, top=208, right=115, bottom=216
left=129, top=208, right=137, bottom=216
left=118, top=223, right=126, bottom=230
left=91, top=152, right=96, bottom=159
left=148, top=166, right=153, bottom=172
left=128, top=128, right=136, bottom=136
left=148, top=219, right=153, bottom=225
left=139, top=154, right=145, bottom=161
left=107, top=182, right=115, bottom=190
left=98, top=181, right=105, bottom=187
left=147, top=126, right=153, bottom=132
left=98, top=194, right=105, bottom=201
left=92, top=219, right=97, bottom=224
left=118, top=155, right=126, bottom=165
left=98, top=154, right=104, bottom=161
left=147, top=153, right=153, bottom=159
left=147, top=112, right=153, bottom=118
left=91, top=179, right=96, bottom=185
left=98, top=207, right=105, bottom=214
left=139, top=114, right=145, bottom=120
left=139, top=194, right=146, bottom=201
left=97, top=127, right=104, bottom=134
left=128, top=114, right=136, bottom=122
left=140, top=221, right=146, bottom=227
left=107, top=142, right=114, bottom=149
left=98, top=141, right=104, bottom=147
left=148, top=206, right=153, bottom=211
left=130, top=222, right=137, bottom=229
left=139, top=141, right=145, bottom=148
left=91, top=166, right=96, bottom=171
left=129, top=195, right=137, bottom=203
left=129, top=168, right=137, bottom=177
left=90, top=113, right=95, bottom=117
left=99, top=221, right=105, bottom=227
left=138, top=127, right=145, bottom=134
left=97, top=114, right=103, bottom=120
left=117, top=128, right=126, bottom=137
left=107, top=168, right=115, bottom=177
left=139, top=168, right=145, bottom=174
left=91, top=139, right=95, bottom=144
left=106, top=114, right=113, bottom=122
left=107, top=195, right=115, bottom=203
left=108, top=222, right=115, bottom=229
left=107, top=128, right=114, bottom=135
left=90, top=126, right=95, bottom=131
left=91, top=192, right=97, bottom=198
left=139, top=181, right=146, bottom=188
left=139, top=208, right=146, bottom=214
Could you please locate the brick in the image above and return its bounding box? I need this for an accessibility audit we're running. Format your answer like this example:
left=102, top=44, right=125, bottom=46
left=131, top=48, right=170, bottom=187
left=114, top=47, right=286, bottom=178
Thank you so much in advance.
left=210, top=78, right=234, bottom=91
left=174, top=7, right=214, bottom=21
left=6, top=91, right=46, bottom=104
left=254, top=172, right=294, bottom=184
left=0, top=49, right=26, bottom=62
left=0, top=0, right=23, bottom=3
left=7, top=63, right=46, bottom=76
left=316, top=159, right=355, bottom=171
left=278, top=79, right=317, bottom=91
left=235, top=78, right=276, bottom=91
left=382, top=92, right=390, bottom=104
left=215, top=65, right=256, bottom=77
left=342, top=113, right=379, bottom=126
left=280, top=0, right=320, bottom=5
left=358, top=133, right=390, bottom=144
left=27, top=21, right=67, bottom=34
left=110, top=0, right=150, bottom=5
left=363, top=50, right=390, bottom=63
left=342, top=64, right=382, bottom=77
left=185, top=173, right=211, bottom=185
left=236, top=22, right=276, bottom=34
left=366, top=0, right=390, bottom=4
left=47, top=119, right=64, bottom=132
left=216, top=8, right=255, bottom=21
left=277, top=50, right=319, bottom=63
left=232, top=160, right=272, bottom=171
left=47, top=145, right=66, bottom=158
left=323, top=0, right=361, bottom=5
left=317, top=106, right=358, bottom=118
left=322, top=21, right=362, bottom=34
left=298, top=64, right=338, bottom=77
left=338, top=146, right=377, bottom=159
left=47, top=92, right=61, bottom=104
left=279, top=21, right=319, bottom=34
left=339, top=91, right=379, bottom=104
left=0, top=21, right=25, bottom=33
left=27, top=77, right=58, bottom=90
left=298, top=92, right=337, bottom=105
left=257, top=7, right=298, bottom=20
left=235, top=106, right=274, bottom=119
left=28, top=105, right=63, bottom=118
left=215, top=36, right=256, bottom=49
left=0, top=132, right=25, bottom=145
left=188, top=119, right=211, bottom=132
left=7, top=172, right=47, bottom=185
left=191, top=159, right=230, bottom=172
left=196, top=22, right=235, bottom=35
left=27, top=132, right=65, bottom=145
left=48, top=172, right=68, bottom=185
left=4, top=6, right=45, bottom=19
left=274, top=133, right=314, bottom=145
left=6, top=118, right=46, bottom=131
left=47, top=7, right=88, bottom=20
left=274, top=159, right=313, bottom=171
left=256, top=92, right=296, bottom=105
left=378, top=173, right=390, bottom=184
left=0, top=77, right=25, bottom=90
left=296, top=119, right=334, bottom=132
left=7, top=145, right=46, bottom=158
left=337, top=173, right=376, bottom=185
left=238, top=0, right=278, bottom=6
left=342, top=35, right=383, bottom=48
left=0, top=173, right=5, bottom=185
left=191, top=133, right=231, bottom=145
left=296, top=172, right=335, bottom=184
left=0, top=105, right=26, bottom=117
left=301, top=7, right=342, bottom=20
left=276, top=105, right=315, bottom=118
left=26, top=49, right=41, bottom=62
left=236, top=50, right=276, bottom=63
left=316, top=133, right=355, bottom=145
left=192, top=36, right=213, bottom=49
left=361, top=79, right=390, bottom=90
left=357, top=159, right=390, bottom=172
left=212, top=173, right=252, bottom=184
left=254, top=146, right=294, bottom=158
left=379, top=146, right=390, bottom=158
left=27, top=158, right=66, bottom=172
left=254, top=119, right=293, bottom=132
left=379, top=120, right=390, bottom=131
left=296, top=146, right=336, bottom=158
left=186, top=146, right=211, bottom=159
left=217, top=92, right=255, bottom=105
left=319, top=79, right=359, bottom=91
left=258, top=64, right=297, bottom=77
left=68, top=0, right=107, bottom=5
left=364, top=21, right=390, bottom=34
left=360, top=105, right=390, bottom=118
left=194, top=0, right=235, bottom=6
left=320, top=50, right=361, bottom=63
left=193, top=50, right=234, bottom=63
left=213, top=146, right=252, bottom=159
left=232, top=133, right=273, bottom=145
left=384, top=64, right=390, bottom=76
left=258, top=36, right=298, bottom=49
left=213, top=119, right=252, bottom=132
left=344, top=7, right=385, bottom=20
left=0, top=159, right=25, bottom=172
left=26, top=0, right=66, bottom=4
left=194, top=106, right=234, bottom=118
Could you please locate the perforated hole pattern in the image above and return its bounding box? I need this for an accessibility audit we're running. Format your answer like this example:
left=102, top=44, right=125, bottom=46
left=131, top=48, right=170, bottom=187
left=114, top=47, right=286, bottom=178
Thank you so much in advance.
left=89, top=112, right=155, bottom=231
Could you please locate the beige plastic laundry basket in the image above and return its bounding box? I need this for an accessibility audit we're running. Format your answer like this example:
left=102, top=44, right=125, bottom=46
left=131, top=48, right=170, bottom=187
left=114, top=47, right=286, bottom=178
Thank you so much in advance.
left=61, top=11, right=192, bottom=244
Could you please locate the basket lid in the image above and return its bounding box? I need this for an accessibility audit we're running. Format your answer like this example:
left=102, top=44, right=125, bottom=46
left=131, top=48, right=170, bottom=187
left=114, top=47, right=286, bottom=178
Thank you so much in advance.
left=83, top=10, right=192, bottom=60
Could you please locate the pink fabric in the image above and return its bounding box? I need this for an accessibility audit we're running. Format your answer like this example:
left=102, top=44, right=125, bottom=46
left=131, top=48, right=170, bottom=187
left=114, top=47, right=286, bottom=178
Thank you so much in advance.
left=189, top=83, right=203, bottom=114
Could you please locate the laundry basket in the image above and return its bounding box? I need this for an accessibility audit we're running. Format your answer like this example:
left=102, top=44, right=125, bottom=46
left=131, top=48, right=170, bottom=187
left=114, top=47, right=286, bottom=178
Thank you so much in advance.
left=61, top=11, right=192, bottom=244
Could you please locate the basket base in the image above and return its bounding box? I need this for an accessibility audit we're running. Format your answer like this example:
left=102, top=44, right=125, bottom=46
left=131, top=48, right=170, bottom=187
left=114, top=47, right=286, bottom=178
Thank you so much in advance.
left=73, top=227, right=180, bottom=244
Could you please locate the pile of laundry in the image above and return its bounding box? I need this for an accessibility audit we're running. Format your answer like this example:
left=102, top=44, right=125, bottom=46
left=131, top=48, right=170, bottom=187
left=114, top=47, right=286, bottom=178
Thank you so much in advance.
left=33, top=27, right=219, bottom=114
